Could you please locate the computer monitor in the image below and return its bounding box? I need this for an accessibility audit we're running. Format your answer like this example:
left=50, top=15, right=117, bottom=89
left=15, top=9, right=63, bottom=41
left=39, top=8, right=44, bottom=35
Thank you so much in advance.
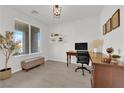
left=75, top=42, right=88, bottom=50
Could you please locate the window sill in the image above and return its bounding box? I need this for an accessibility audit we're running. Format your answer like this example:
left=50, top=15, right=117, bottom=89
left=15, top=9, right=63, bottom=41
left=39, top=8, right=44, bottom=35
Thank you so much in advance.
left=14, top=52, right=41, bottom=58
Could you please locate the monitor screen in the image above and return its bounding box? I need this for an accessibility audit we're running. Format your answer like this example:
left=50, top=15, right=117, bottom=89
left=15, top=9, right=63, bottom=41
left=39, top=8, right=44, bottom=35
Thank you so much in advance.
left=75, top=43, right=88, bottom=50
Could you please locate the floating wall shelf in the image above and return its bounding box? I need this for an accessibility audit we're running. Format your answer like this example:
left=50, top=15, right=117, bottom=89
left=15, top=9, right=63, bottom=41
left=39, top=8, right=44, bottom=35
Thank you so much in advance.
left=50, top=33, right=63, bottom=43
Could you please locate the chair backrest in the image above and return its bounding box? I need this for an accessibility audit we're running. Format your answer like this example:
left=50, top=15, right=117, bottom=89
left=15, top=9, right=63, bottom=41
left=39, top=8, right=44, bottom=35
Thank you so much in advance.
left=76, top=51, right=89, bottom=65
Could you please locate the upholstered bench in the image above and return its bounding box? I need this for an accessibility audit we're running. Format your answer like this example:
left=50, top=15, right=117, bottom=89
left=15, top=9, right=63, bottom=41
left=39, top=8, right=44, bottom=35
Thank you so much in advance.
left=21, top=57, right=45, bottom=71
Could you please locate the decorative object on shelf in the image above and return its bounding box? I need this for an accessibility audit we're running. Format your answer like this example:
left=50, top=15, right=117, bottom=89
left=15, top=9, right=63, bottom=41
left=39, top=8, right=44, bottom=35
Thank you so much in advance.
left=112, top=9, right=120, bottom=30
left=106, top=47, right=114, bottom=63
left=102, top=57, right=112, bottom=63
left=53, top=5, right=61, bottom=16
left=106, top=47, right=114, bottom=54
left=50, top=33, right=63, bottom=43
left=0, top=31, right=20, bottom=80
left=112, top=54, right=121, bottom=61
left=58, top=37, right=63, bottom=42
left=106, top=18, right=112, bottom=33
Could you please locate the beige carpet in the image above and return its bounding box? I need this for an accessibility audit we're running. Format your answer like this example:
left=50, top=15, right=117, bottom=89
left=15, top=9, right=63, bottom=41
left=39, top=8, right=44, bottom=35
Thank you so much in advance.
left=0, top=61, right=91, bottom=88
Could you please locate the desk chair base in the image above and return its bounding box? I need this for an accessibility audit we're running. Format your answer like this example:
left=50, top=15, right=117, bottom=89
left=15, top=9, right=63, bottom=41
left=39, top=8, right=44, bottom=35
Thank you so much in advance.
left=75, top=65, right=91, bottom=75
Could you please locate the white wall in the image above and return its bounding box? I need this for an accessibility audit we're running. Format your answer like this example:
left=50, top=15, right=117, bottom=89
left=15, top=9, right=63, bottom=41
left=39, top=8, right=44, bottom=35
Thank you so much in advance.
left=0, top=6, right=49, bottom=73
left=100, top=6, right=124, bottom=60
left=48, top=16, right=101, bottom=62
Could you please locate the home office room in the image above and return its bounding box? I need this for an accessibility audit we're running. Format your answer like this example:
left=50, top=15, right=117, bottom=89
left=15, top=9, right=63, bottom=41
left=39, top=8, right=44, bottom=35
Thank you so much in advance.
left=0, top=1, right=124, bottom=93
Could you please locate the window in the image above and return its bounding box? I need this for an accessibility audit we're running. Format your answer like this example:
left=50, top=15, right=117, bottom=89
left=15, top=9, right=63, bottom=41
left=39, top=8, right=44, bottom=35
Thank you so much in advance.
left=31, top=26, right=40, bottom=53
left=14, top=20, right=40, bottom=56
left=14, top=20, right=29, bottom=55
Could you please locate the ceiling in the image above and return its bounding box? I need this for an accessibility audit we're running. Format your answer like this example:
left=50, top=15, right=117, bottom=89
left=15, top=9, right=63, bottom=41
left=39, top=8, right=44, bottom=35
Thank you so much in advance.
left=11, top=5, right=104, bottom=25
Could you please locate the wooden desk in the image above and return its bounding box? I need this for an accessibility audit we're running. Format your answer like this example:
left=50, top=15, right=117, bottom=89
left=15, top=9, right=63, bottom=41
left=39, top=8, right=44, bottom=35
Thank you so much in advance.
left=89, top=52, right=124, bottom=88
left=66, top=51, right=77, bottom=67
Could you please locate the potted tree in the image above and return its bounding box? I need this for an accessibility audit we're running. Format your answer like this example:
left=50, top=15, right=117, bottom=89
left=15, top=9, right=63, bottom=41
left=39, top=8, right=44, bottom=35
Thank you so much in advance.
left=0, top=31, right=20, bottom=80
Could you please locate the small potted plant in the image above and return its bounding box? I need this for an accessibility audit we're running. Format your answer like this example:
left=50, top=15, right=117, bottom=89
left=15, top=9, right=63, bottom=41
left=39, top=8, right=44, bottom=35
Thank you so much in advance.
left=112, top=54, right=121, bottom=61
left=0, top=31, right=20, bottom=80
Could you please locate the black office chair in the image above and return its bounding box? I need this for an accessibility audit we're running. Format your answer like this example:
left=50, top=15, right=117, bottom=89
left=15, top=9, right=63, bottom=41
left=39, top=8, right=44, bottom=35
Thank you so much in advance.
left=75, top=51, right=91, bottom=75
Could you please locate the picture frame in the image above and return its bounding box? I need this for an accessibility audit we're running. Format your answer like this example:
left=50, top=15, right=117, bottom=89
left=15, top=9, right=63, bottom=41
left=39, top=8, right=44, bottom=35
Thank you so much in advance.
left=103, top=24, right=106, bottom=35
left=106, top=18, right=112, bottom=33
left=111, top=9, right=120, bottom=30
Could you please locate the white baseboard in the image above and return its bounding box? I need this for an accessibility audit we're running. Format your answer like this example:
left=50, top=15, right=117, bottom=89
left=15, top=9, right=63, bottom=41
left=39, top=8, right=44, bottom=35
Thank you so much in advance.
left=12, top=68, right=22, bottom=74
left=46, top=59, right=92, bottom=66
left=46, top=59, right=66, bottom=63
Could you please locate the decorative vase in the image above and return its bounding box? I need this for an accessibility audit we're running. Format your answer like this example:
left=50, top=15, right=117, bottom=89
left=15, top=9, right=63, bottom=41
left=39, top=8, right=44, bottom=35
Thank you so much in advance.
left=106, top=47, right=114, bottom=63
left=108, top=54, right=112, bottom=63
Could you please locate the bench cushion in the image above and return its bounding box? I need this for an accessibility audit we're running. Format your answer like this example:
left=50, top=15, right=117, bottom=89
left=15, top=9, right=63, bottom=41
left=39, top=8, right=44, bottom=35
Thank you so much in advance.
left=21, top=57, right=44, bottom=70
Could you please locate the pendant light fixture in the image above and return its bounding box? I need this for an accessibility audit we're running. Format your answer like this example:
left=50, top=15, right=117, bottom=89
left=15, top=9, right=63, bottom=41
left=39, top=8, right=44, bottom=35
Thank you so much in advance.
left=53, top=5, right=61, bottom=16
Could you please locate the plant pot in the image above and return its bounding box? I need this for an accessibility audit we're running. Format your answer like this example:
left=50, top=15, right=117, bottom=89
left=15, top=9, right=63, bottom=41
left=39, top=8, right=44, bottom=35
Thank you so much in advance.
left=0, top=68, right=11, bottom=80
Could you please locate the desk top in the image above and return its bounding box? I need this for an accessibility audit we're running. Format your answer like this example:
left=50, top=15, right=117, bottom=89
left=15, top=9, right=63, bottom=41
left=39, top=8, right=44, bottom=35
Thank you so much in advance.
left=89, top=52, right=124, bottom=68
left=66, top=51, right=76, bottom=53
left=66, top=51, right=124, bottom=67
